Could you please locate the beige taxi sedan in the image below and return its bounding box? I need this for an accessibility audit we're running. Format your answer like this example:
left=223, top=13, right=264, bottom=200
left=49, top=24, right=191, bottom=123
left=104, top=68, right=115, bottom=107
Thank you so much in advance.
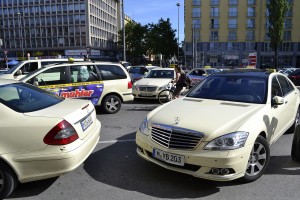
left=0, top=79, right=100, bottom=198
left=136, top=69, right=300, bottom=182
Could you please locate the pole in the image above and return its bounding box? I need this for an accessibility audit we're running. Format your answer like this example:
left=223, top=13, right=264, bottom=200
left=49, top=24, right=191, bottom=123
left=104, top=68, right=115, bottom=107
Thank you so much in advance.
left=176, top=3, right=180, bottom=64
left=18, top=13, right=24, bottom=60
left=122, top=0, right=126, bottom=61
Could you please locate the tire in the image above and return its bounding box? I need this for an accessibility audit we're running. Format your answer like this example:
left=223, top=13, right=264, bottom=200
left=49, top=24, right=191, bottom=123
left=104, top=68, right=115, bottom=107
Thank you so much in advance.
left=287, top=107, right=300, bottom=134
left=291, top=123, right=300, bottom=161
left=240, top=136, right=270, bottom=183
left=101, top=94, right=121, bottom=114
left=158, top=89, right=174, bottom=104
left=0, top=163, right=19, bottom=199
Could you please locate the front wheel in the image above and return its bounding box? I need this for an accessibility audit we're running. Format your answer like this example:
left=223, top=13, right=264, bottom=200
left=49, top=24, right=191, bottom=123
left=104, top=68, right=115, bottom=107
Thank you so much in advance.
left=101, top=94, right=121, bottom=114
left=240, top=136, right=270, bottom=183
left=158, top=89, right=174, bottom=104
left=0, top=163, right=19, bottom=199
left=291, top=123, right=300, bottom=161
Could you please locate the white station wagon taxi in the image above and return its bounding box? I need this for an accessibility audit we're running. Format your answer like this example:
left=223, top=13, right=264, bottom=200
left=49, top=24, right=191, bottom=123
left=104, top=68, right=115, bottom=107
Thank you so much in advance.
left=136, top=69, right=300, bottom=182
left=20, top=61, right=134, bottom=114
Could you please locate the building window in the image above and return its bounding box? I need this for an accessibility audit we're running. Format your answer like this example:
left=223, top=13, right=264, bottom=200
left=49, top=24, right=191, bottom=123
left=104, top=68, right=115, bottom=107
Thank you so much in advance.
left=210, top=30, right=219, bottom=41
left=229, top=7, right=238, bottom=17
left=247, top=7, right=255, bottom=17
left=211, top=19, right=219, bottom=29
left=227, top=42, right=238, bottom=50
left=192, top=0, right=201, bottom=6
left=192, top=8, right=201, bottom=17
left=280, top=42, right=292, bottom=51
left=210, top=0, right=219, bottom=6
left=192, top=19, right=201, bottom=29
left=247, top=19, right=255, bottom=29
left=286, top=8, right=293, bottom=17
left=283, top=30, right=291, bottom=41
left=284, top=19, right=292, bottom=29
left=228, top=19, right=237, bottom=29
left=248, top=0, right=256, bottom=5
left=245, top=42, right=257, bottom=51
left=228, top=30, right=237, bottom=41
left=210, top=7, right=219, bottom=17
left=246, top=30, right=255, bottom=41
left=229, top=0, right=238, bottom=5
left=209, top=42, right=221, bottom=50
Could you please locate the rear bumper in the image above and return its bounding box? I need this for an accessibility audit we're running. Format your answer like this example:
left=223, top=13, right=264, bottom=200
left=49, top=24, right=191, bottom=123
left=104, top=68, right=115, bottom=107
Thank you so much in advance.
left=3, top=120, right=101, bottom=183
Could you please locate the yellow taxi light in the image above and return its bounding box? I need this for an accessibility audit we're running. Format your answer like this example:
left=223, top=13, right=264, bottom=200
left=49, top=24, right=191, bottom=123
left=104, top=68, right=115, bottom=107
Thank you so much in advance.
left=68, top=58, right=74, bottom=63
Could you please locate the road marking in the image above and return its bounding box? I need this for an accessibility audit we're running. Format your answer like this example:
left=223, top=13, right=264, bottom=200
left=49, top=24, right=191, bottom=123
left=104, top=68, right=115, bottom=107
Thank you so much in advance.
left=98, top=139, right=135, bottom=144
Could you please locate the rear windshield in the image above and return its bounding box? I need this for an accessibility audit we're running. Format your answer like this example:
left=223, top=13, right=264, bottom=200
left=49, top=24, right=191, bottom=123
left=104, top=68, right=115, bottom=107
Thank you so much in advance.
left=0, top=83, right=63, bottom=113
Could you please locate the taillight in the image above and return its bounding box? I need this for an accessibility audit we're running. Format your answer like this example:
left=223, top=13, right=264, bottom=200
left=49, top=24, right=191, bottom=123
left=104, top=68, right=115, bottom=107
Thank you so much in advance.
left=43, top=120, right=79, bottom=145
left=291, top=75, right=300, bottom=79
left=128, top=81, right=133, bottom=89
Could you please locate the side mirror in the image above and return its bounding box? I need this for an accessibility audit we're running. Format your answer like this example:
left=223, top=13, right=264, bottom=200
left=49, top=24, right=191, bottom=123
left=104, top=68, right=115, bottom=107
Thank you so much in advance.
left=16, top=70, right=22, bottom=76
left=272, top=96, right=284, bottom=106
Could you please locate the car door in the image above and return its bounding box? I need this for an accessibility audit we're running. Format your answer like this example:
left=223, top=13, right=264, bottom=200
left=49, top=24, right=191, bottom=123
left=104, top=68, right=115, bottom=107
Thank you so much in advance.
left=277, top=75, right=299, bottom=130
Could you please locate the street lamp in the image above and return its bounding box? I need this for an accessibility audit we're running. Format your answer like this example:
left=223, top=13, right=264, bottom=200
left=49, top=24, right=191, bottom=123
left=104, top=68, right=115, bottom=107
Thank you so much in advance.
left=122, top=0, right=126, bottom=61
left=17, top=12, right=24, bottom=59
left=176, top=3, right=180, bottom=64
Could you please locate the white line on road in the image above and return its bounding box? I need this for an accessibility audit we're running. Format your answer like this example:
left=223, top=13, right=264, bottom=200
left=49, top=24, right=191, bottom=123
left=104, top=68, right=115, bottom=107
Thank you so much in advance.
left=98, top=139, right=135, bottom=144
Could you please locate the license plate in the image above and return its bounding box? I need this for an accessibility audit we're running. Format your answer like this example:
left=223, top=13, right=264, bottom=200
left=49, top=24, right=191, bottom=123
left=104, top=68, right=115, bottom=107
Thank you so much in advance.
left=140, top=92, right=152, bottom=96
left=80, top=115, right=93, bottom=131
left=153, top=148, right=185, bottom=166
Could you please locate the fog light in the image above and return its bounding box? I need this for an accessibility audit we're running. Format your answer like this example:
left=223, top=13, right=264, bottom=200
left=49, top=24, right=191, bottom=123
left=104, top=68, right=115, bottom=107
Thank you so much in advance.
left=211, top=168, right=220, bottom=175
left=220, top=168, right=230, bottom=175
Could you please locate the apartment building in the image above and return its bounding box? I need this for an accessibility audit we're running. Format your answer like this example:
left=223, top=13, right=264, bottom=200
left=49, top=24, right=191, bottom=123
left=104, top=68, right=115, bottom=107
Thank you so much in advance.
left=0, top=0, right=121, bottom=59
left=184, top=0, right=300, bottom=68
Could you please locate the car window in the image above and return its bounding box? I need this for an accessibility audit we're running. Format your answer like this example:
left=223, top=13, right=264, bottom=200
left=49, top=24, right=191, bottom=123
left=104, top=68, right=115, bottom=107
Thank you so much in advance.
left=187, top=76, right=267, bottom=104
left=129, top=67, right=147, bottom=74
left=27, top=66, right=67, bottom=86
left=70, top=65, right=99, bottom=83
left=272, top=77, right=283, bottom=98
left=14, top=62, right=38, bottom=76
left=277, top=75, right=294, bottom=96
left=146, top=70, right=174, bottom=78
left=97, top=64, right=127, bottom=80
left=0, top=83, right=63, bottom=113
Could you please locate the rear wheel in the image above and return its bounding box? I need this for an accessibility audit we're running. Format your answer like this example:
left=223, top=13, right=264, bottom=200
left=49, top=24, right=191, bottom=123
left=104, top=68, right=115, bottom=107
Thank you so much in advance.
left=240, top=136, right=270, bottom=183
left=0, top=163, right=19, bottom=199
left=101, top=94, right=121, bottom=114
left=158, top=89, right=174, bottom=104
left=291, top=122, right=300, bottom=161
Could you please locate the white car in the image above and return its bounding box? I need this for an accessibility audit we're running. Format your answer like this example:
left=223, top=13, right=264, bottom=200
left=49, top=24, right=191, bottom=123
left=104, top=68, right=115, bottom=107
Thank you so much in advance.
left=136, top=69, right=300, bottom=182
left=0, top=79, right=101, bottom=198
left=133, top=68, right=175, bottom=99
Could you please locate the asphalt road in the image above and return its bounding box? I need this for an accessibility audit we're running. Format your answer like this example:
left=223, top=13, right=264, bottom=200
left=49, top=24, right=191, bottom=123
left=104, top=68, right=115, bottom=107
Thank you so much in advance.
left=6, top=100, right=300, bottom=200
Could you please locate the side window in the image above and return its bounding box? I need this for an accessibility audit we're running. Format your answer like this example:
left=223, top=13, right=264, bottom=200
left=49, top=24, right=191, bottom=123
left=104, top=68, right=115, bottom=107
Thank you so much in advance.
left=70, top=65, right=99, bottom=83
left=97, top=65, right=127, bottom=80
left=15, top=62, right=38, bottom=75
left=271, top=77, right=283, bottom=98
left=277, top=75, right=293, bottom=96
left=27, top=67, right=67, bottom=86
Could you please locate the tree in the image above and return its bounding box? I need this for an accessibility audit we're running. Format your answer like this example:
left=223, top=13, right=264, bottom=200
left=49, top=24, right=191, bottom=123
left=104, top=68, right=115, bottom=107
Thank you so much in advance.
left=146, top=18, right=177, bottom=61
left=267, top=0, right=289, bottom=68
left=118, top=21, right=147, bottom=64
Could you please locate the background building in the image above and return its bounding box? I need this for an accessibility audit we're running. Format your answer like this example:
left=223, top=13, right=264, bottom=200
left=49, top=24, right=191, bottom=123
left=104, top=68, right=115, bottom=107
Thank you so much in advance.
left=0, top=0, right=121, bottom=59
left=184, top=0, right=300, bottom=68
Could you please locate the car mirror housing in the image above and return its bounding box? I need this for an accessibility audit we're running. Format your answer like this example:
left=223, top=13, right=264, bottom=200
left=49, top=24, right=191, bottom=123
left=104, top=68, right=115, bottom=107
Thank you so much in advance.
left=272, top=96, right=284, bottom=105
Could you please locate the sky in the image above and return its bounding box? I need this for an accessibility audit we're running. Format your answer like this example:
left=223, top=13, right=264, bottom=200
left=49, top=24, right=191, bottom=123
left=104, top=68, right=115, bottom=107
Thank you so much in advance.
left=124, top=0, right=184, bottom=43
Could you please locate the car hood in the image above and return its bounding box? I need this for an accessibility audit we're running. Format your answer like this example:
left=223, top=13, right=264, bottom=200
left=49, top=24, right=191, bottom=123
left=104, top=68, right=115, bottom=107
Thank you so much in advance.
left=136, top=78, right=172, bottom=86
left=0, top=74, right=9, bottom=79
left=148, top=97, right=265, bottom=141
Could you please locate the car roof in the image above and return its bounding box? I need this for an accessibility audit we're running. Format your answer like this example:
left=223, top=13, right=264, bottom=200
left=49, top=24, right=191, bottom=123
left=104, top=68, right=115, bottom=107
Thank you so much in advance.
left=41, top=61, right=120, bottom=68
left=212, top=69, right=273, bottom=78
left=0, top=78, right=19, bottom=86
left=151, top=68, right=174, bottom=71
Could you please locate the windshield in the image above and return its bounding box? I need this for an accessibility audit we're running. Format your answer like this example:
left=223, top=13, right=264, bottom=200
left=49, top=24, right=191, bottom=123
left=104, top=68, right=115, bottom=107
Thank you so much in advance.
left=129, top=67, right=147, bottom=74
left=187, top=75, right=267, bottom=104
left=145, top=70, right=174, bottom=79
left=0, top=83, right=63, bottom=112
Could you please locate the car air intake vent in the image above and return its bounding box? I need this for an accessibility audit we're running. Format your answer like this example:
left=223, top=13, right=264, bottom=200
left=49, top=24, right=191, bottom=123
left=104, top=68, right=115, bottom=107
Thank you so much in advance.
left=139, top=86, right=157, bottom=92
left=151, top=124, right=204, bottom=150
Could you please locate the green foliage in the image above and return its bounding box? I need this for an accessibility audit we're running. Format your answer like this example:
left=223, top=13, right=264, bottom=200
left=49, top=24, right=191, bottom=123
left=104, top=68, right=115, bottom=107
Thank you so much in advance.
left=118, top=18, right=178, bottom=63
left=267, top=0, right=289, bottom=67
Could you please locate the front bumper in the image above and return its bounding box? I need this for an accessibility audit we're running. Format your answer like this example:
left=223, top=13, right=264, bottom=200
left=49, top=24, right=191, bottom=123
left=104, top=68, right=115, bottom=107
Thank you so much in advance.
left=132, top=90, right=160, bottom=99
left=136, top=130, right=252, bottom=181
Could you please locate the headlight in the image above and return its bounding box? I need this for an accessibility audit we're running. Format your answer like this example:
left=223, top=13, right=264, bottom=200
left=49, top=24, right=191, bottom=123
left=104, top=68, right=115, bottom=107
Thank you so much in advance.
left=158, top=84, right=168, bottom=91
left=139, top=118, right=149, bottom=135
left=204, top=131, right=249, bottom=150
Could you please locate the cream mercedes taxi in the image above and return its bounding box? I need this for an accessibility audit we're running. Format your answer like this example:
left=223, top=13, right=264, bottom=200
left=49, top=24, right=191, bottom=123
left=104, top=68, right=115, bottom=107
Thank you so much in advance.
left=132, top=68, right=175, bottom=99
left=0, top=79, right=100, bottom=198
left=136, top=69, right=300, bottom=182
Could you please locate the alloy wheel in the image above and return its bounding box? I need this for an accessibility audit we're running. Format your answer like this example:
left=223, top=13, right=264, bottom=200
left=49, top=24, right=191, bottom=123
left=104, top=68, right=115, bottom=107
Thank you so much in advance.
left=245, top=142, right=267, bottom=176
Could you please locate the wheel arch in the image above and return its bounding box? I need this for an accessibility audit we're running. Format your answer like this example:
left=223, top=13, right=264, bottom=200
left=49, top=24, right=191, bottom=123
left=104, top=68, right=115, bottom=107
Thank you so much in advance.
left=101, top=92, right=124, bottom=105
left=0, top=156, right=19, bottom=181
